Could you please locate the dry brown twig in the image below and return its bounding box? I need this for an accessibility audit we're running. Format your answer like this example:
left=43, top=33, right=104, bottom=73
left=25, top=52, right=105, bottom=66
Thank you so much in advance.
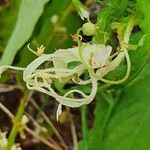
left=25, top=112, right=61, bottom=148
left=0, top=84, right=20, bottom=93
left=67, top=107, right=78, bottom=150
left=0, top=102, right=62, bottom=150
left=30, top=98, right=68, bottom=150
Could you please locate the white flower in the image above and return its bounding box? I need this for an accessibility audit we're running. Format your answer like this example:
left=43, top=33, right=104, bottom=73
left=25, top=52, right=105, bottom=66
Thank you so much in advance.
left=23, top=44, right=125, bottom=109
left=56, top=104, right=62, bottom=121
left=0, top=43, right=128, bottom=118
left=81, top=44, right=112, bottom=68
left=36, top=45, right=45, bottom=56
left=79, top=7, right=89, bottom=20
left=51, top=15, right=59, bottom=24
left=72, top=0, right=89, bottom=20
left=11, top=144, right=22, bottom=150
left=0, top=131, right=8, bottom=148
left=21, top=115, right=29, bottom=125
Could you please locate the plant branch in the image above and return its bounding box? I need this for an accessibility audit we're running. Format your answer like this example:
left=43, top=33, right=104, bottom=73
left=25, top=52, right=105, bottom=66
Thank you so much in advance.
left=7, top=90, right=29, bottom=149
left=45, top=2, right=73, bottom=48
left=81, top=105, right=89, bottom=150
left=0, top=102, right=62, bottom=150
left=67, top=107, right=78, bottom=150
left=30, top=99, right=68, bottom=149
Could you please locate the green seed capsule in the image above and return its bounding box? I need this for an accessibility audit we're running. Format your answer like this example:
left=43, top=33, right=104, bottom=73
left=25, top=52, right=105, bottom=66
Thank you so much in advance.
left=82, top=22, right=96, bottom=36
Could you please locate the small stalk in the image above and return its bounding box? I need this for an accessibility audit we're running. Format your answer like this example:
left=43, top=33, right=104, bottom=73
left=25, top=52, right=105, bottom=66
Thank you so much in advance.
left=6, top=90, right=29, bottom=149
left=99, top=91, right=122, bottom=148
left=99, top=93, right=115, bottom=142
left=45, top=2, right=73, bottom=48
left=81, top=105, right=89, bottom=150
left=0, top=102, right=61, bottom=150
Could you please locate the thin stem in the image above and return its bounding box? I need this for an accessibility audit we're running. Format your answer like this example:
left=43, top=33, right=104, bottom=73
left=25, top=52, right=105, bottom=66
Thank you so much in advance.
left=26, top=112, right=61, bottom=148
left=98, top=92, right=120, bottom=148
left=81, top=105, right=89, bottom=150
left=0, top=103, right=14, bottom=119
left=30, top=99, right=68, bottom=149
left=0, top=102, right=62, bottom=150
left=77, top=28, right=96, bottom=78
left=0, top=84, right=20, bottom=93
left=7, top=90, right=29, bottom=149
left=45, top=2, right=73, bottom=48
left=100, top=93, right=114, bottom=138
left=24, top=127, right=62, bottom=150
left=123, top=15, right=136, bottom=44
left=85, top=0, right=94, bottom=5
left=59, top=3, right=73, bottom=25
left=67, top=107, right=78, bottom=150
left=97, top=15, right=137, bottom=85
left=98, top=49, right=131, bottom=84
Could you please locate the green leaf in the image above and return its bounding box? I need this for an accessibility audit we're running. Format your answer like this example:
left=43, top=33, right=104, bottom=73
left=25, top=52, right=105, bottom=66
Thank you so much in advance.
left=103, top=33, right=150, bottom=87
left=126, top=0, right=150, bottom=85
left=0, top=0, right=20, bottom=52
left=94, top=0, right=128, bottom=44
left=80, top=76, right=150, bottom=150
left=36, top=0, right=81, bottom=51
left=102, top=76, right=150, bottom=150
left=126, top=33, right=150, bottom=86
left=0, top=0, right=49, bottom=65
left=79, top=90, right=121, bottom=150
left=128, top=57, right=150, bottom=86
left=18, top=0, right=81, bottom=67
left=137, top=0, right=150, bottom=33
left=80, top=94, right=110, bottom=150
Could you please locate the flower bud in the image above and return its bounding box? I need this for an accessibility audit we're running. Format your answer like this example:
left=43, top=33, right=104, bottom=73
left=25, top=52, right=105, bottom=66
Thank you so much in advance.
left=82, top=22, right=96, bottom=36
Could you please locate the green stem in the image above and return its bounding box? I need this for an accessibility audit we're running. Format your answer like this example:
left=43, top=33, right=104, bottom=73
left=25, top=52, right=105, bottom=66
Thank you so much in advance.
left=6, top=90, right=29, bottom=149
left=81, top=105, right=89, bottom=150
left=45, top=2, right=73, bottom=48
left=99, top=92, right=121, bottom=148
left=59, top=3, right=73, bottom=25
left=100, top=94, right=114, bottom=139
left=123, top=15, right=137, bottom=44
